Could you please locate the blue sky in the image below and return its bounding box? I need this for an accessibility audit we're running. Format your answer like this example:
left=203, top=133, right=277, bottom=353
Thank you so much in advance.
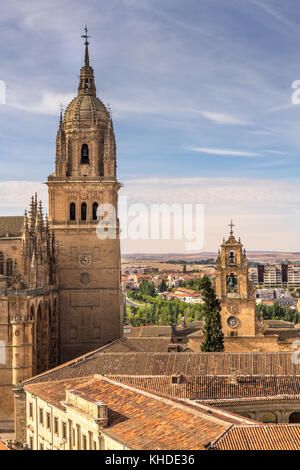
left=1, top=0, right=300, bottom=252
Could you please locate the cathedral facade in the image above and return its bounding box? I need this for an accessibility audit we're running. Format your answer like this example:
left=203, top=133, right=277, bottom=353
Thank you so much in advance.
left=0, top=34, right=122, bottom=429
left=0, top=198, right=59, bottom=429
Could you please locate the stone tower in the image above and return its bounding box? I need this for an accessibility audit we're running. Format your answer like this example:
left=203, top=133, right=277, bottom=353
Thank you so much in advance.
left=215, top=221, right=257, bottom=337
left=47, top=30, right=122, bottom=363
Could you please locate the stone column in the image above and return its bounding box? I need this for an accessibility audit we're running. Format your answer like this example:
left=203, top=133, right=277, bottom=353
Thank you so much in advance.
left=13, top=384, right=27, bottom=444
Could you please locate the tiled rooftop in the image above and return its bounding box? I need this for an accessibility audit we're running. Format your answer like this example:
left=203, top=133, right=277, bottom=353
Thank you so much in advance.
left=212, top=424, right=300, bottom=450
left=106, top=374, right=300, bottom=401
left=24, top=375, right=242, bottom=450
left=0, top=441, right=10, bottom=451
left=83, top=337, right=173, bottom=353
left=23, top=351, right=300, bottom=386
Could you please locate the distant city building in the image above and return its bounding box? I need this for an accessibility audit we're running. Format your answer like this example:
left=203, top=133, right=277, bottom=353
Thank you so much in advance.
left=251, top=264, right=300, bottom=287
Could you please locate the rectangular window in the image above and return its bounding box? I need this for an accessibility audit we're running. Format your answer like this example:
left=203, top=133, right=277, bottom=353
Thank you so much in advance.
left=39, top=408, right=43, bottom=426
left=54, top=417, right=58, bottom=435
left=29, top=402, right=33, bottom=419
left=46, top=412, right=51, bottom=430
left=29, top=436, right=33, bottom=450
left=62, top=422, right=67, bottom=439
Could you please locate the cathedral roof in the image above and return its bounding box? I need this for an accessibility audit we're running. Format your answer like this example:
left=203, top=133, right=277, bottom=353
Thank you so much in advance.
left=0, top=216, right=23, bottom=238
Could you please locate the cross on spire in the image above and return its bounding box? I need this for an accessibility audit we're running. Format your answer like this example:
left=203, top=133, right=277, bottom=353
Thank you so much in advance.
left=81, top=25, right=90, bottom=46
left=229, top=219, right=235, bottom=235
left=81, top=25, right=91, bottom=67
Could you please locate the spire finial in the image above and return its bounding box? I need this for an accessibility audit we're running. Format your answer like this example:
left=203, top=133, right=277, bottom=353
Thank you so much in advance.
left=229, top=219, right=235, bottom=236
left=81, top=25, right=90, bottom=67
left=59, top=103, right=64, bottom=122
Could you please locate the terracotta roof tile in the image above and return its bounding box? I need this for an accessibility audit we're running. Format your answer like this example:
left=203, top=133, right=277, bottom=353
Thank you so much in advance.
left=212, top=424, right=300, bottom=450
left=106, top=375, right=300, bottom=400
left=0, top=441, right=10, bottom=450
left=23, top=351, right=300, bottom=386
left=24, top=376, right=236, bottom=450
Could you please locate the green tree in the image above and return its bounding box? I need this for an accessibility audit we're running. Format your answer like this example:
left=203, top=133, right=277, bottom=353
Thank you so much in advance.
left=139, top=279, right=156, bottom=297
left=200, top=276, right=224, bottom=352
left=158, top=279, right=167, bottom=293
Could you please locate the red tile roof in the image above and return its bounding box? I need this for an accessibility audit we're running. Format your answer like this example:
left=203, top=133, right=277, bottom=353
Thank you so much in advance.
left=24, top=375, right=239, bottom=450
left=0, top=441, right=10, bottom=451
left=106, top=375, right=300, bottom=401
left=22, top=351, right=300, bottom=386
left=212, top=424, right=300, bottom=450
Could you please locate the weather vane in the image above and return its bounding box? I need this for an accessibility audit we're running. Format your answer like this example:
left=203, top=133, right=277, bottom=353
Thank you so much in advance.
left=81, top=25, right=90, bottom=46
left=229, top=219, right=235, bottom=235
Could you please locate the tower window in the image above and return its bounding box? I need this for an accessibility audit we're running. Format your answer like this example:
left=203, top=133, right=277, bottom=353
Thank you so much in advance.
left=70, top=203, right=76, bottom=221
left=81, top=144, right=89, bottom=164
left=0, top=252, right=3, bottom=275
left=92, top=202, right=98, bottom=221
left=6, top=259, right=13, bottom=276
left=81, top=203, right=87, bottom=221
left=229, top=250, right=235, bottom=264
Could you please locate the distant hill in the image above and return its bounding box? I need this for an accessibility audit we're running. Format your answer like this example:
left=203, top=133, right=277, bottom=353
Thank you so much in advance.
left=122, top=251, right=300, bottom=263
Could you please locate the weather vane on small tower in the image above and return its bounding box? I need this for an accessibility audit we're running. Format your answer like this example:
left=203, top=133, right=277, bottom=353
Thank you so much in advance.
left=229, top=219, right=235, bottom=235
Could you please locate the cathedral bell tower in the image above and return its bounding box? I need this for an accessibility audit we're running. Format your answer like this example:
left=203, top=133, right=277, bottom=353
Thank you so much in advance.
left=47, top=29, right=122, bottom=363
left=215, top=221, right=257, bottom=338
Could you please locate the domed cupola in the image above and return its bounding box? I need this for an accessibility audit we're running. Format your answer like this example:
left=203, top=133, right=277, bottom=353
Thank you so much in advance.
left=64, top=26, right=109, bottom=126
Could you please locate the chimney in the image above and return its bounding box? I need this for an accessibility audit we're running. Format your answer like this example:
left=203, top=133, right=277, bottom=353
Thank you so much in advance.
left=230, top=368, right=238, bottom=385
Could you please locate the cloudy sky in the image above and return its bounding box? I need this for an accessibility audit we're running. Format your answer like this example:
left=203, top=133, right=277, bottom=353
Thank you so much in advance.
left=1, top=0, right=300, bottom=253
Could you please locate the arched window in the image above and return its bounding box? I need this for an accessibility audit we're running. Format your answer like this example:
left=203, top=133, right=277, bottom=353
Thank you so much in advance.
left=261, top=412, right=277, bottom=423
left=81, top=203, right=87, bottom=221
left=0, top=252, right=3, bottom=275
left=70, top=203, right=76, bottom=221
left=93, top=202, right=98, bottom=221
left=6, top=259, right=13, bottom=276
left=229, top=250, right=235, bottom=264
left=81, top=144, right=89, bottom=164
left=289, top=412, right=300, bottom=423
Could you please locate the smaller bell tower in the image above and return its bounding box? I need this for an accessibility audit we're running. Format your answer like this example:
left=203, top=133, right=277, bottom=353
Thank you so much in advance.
left=215, top=221, right=257, bottom=337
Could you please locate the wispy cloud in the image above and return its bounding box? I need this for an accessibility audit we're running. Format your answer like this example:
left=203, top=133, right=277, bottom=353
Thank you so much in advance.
left=194, top=110, right=251, bottom=126
left=184, top=146, right=260, bottom=157
left=247, top=0, right=300, bottom=32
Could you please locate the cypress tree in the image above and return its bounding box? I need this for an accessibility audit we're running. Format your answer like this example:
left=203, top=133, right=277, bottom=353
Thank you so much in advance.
left=200, top=276, right=224, bottom=352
